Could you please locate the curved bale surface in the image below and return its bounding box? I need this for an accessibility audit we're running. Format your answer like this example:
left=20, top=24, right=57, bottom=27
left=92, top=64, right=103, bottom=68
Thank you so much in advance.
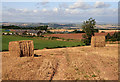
left=91, top=36, right=105, bottom=47
left=9, top=40, right=34, bottom=57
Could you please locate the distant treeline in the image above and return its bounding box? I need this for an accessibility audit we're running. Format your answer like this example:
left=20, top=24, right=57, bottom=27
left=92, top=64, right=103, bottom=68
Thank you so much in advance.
left=98, top=28, right=118, bottom=30
left=49, top=24, right=76, bottom=28
left=70, top=29, right=98, bottom=33
left=2, top=25, right=48, bottom=31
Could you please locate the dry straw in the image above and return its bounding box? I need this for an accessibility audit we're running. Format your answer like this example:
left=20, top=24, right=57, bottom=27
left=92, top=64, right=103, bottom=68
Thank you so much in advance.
left=9, top=40, right=34, bottom=57
left=91, top=36, right=105, bottom=47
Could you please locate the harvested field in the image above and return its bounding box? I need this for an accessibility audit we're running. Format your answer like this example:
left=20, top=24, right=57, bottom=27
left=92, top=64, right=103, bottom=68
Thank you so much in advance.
left=44, top=32, right=115, bottom=40
left=2, top=44, right=118, bottom=80
left=99, top=30, right=119, bottom=33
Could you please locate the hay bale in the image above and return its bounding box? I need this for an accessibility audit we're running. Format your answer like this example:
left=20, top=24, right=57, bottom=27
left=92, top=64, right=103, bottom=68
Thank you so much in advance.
left=9, top=40, right=34, bottom=57
left=91, top=36, right=105, bottom=47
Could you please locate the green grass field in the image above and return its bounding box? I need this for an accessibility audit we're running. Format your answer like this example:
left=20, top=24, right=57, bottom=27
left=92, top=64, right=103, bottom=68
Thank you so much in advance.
left=2, top=35, right=85, bottom=51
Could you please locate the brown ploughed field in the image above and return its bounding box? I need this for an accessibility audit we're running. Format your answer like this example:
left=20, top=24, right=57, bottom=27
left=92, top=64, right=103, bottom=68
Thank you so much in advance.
left=2, top=44, right=118, bottom=80
left=44, top=32, right=115, bottom=39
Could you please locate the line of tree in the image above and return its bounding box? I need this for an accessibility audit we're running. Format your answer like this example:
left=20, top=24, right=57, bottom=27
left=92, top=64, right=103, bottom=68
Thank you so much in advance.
left=34, top=25, right=48, bottom=31
left=2, top=25, right=21, bottom=29
left=71, top=30, right=85, bottom=33
left=106, top=32, right=120, bottom=41
left=2, top=25, right=48, bottom=31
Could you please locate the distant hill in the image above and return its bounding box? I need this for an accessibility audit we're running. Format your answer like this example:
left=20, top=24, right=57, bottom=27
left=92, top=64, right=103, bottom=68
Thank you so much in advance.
left=2, top=22, right=118, bottom=29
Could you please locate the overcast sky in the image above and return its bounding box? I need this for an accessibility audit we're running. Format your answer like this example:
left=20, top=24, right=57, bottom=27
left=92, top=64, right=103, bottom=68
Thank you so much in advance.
left=2, top=0, right=118, bottom=24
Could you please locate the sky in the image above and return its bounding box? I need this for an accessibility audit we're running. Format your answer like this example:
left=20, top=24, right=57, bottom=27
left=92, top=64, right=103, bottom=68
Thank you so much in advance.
left=2, top=0, right=119, bottom=24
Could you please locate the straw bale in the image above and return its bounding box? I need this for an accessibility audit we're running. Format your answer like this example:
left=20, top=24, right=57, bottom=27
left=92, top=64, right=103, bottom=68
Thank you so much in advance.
left=9, top=40, right=34, bottom=57
left=91, top=36, right=105, bottom=47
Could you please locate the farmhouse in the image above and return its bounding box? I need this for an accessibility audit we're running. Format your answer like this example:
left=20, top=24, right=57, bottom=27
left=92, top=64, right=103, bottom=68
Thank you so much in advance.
left=2, top=32, right=13, bottom=35
left=2, top=32, right=7, bottom=35
left=14, top=30, right=27, bottom=35
left=27, top=30, right=43, bottom=36
left=11, top=29, right=46, bottom=36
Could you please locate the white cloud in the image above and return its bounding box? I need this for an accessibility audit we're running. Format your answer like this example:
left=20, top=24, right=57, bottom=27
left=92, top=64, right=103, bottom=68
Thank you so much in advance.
left=33, top=10, right=38, bottom=13
left=22, top=9, right=28, bottom=12
left=42, top=8, right=47, bottom=12
left=69, top=0, right=92, bottom=10
left=68, top=0, right=111, bottom=10
left=2, top=1, right=117, bottom=23
left=65, top=8, right=79, bottom=14
left=16, top=8, right=28, bottom=12
left=94, top=1, right=110, bottom=8
left=41, top=0, right=49, bottom=5
left=53, top=8, right=58, bottom=12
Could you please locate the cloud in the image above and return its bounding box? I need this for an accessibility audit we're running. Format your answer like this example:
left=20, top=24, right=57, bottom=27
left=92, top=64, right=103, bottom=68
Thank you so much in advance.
left=68, top=0, right=111, bottom=10
left=53, top=8, right=58, bottom=12
left=42, top=8, right=47, bottom=12
left=41, top=0, right=49, bottom=5
left=18, top=8, right=28, bottom=12
left=59, top=3, right=68, bottom=9
left=3, top=7, right=117, bottom=23
left=65, top=8, right=80, bottom=14
left=33, top=10, right=38, bottom=13
left=35, top=0, right=49, bottom=8
left=94, top=1, right=110, bottom=8
left=2, top=1, right=117, bottom=23
left=69, top=0, right=92, bottom=10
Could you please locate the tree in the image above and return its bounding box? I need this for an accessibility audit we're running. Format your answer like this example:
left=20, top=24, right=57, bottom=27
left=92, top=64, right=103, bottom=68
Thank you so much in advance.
left=94, top=29, right=99, bottom=33
left=111, top=32, right=119, bottom=41
left=34, top=25, right=48, bottom=31
left=37, top=31, right=42, bottom=36
left=82, top=18, right=96, bottom=45
left=106, top=33, right=111, bottom=40
left=22, top=31, right=27, bottom=35
left=105, top=32, right=120, bottom=41
left=73, top=29, right=77, bottom=33
left=44, top=25, right=48, bottom=31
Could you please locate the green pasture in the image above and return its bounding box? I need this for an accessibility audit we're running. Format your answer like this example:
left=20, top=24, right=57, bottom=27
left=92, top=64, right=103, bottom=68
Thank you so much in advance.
left=2, top=35, right=85, bottom=51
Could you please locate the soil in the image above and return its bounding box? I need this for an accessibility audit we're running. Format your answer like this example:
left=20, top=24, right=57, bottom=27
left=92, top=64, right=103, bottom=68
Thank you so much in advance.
left=43, top=32, right=115, bottom=40
left=1, top=44, right=118, bottom=80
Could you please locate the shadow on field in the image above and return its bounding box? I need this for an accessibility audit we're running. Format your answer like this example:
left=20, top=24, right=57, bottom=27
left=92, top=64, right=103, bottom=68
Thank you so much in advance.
left=34, top=54, right=42, bottom=57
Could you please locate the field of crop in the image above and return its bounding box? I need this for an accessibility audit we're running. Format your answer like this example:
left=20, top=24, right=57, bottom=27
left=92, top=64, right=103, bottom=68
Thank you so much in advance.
left=2, top=35, right=85, bottom=51
left=2, top=44, right=118, bottom=80
left=44, top=32, right=115, bottom=40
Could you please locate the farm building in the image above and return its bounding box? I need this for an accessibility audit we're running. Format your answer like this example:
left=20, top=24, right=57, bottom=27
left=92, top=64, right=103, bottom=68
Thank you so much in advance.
left=2, top=32, right=7, bottom=35
left=2, top=32, right=13, bottom=35
left=11, top=29, right=46, bottom=36
left=14, top=30, right=27, bottom=35
left=27, top=30, right=43, bottom=36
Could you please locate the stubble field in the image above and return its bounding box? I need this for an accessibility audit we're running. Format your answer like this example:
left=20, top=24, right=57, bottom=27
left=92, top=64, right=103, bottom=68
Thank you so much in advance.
left=2, top=44, right=118, bottom=80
